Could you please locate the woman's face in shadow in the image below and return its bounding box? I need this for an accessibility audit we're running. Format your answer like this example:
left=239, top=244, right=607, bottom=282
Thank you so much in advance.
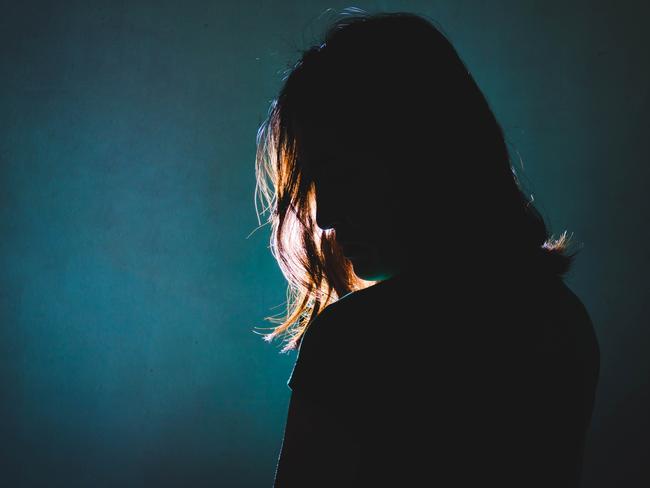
left=300, top=124, right=421, bottom=282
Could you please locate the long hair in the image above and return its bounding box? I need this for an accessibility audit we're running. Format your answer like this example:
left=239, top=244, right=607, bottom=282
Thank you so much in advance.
left=254, top=8, right=578, bottom=352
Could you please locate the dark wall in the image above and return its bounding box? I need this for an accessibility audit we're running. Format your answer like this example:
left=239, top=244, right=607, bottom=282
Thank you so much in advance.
left=1, top=1, right=647, bottom=486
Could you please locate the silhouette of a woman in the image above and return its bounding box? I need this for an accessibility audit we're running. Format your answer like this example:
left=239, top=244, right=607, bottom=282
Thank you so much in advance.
left=255, top=9, right=600, bottom=487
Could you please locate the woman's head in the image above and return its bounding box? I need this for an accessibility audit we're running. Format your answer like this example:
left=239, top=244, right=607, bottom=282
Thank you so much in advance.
left=255, top=9, right=576, bottom=351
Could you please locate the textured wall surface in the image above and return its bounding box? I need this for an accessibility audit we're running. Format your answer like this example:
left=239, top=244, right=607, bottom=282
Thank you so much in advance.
left=1, top=1, right=647, bottom=486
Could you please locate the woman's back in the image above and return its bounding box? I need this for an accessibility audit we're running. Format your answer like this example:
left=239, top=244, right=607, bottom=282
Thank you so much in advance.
left=278, top=269, right=600, bottom=486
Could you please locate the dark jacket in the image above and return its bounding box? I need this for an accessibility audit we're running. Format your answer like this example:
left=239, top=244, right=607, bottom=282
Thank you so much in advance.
left=274, top=267, right=600, bottom=487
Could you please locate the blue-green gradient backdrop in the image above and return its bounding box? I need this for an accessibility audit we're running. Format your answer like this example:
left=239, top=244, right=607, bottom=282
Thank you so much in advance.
left=1, top=1, right=648, bottom=486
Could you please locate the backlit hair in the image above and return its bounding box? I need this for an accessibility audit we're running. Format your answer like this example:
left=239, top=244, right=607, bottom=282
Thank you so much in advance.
left=254, top=8, right=577, bottom=352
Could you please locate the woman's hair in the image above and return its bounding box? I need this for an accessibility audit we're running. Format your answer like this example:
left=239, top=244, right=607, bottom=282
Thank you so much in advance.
left=254, top=8, right=578, bottom=352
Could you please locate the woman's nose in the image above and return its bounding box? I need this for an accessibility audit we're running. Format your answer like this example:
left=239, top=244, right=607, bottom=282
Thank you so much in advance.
left=314, top=184, right=343, bottom=231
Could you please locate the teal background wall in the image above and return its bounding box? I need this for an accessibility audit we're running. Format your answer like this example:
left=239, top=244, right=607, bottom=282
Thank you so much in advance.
left=1, top=1, right=647, bottom=486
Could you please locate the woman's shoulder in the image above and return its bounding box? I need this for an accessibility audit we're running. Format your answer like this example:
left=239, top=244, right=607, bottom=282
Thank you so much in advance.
left=491, top=274, right=601, bottom=402
left=288, top=279, right=403, bottom=395
left=298, top=277, right=401, bottom=345
left=531, top=277, right=598, bottom=353
left=538, top=278, right=600, bottom=376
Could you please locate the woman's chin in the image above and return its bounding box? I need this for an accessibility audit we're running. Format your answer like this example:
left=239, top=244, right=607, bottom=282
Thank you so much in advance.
left=349, top=256, right=393, bottom=282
